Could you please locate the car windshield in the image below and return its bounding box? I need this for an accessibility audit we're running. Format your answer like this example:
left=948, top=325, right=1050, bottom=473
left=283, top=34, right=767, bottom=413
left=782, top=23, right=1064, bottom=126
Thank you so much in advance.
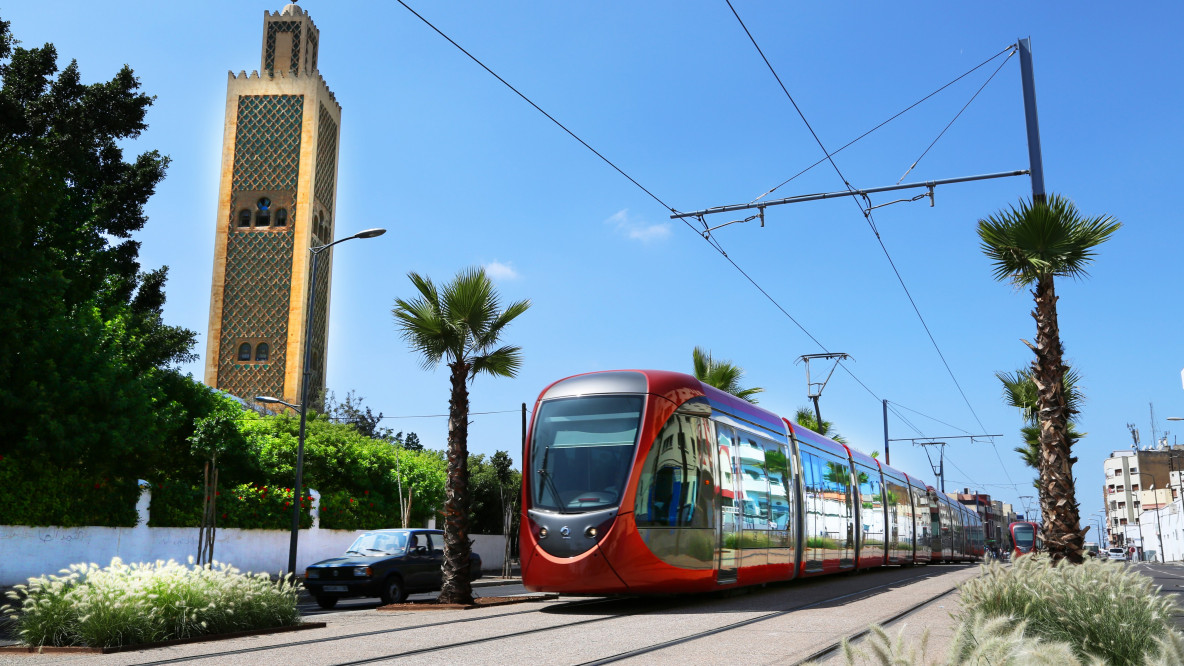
left=346, top=531, right=409, bottom=556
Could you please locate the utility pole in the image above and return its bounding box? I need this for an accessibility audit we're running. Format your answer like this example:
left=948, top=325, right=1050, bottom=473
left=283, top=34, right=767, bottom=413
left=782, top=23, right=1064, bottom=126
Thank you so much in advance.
left=883, top=400, right=890, bottom=465
left=1017, top=37, right=1046, bottom=204
left=795, top=353, right=851, bottom=428
left=889, top=434, right=1001, bottom=492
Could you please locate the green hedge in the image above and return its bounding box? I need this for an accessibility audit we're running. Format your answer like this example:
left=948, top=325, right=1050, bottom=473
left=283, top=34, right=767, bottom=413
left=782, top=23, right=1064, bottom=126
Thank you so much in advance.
left=149, top=483, right=313, bottom=529
left=0, top=455, right=139, bottom=527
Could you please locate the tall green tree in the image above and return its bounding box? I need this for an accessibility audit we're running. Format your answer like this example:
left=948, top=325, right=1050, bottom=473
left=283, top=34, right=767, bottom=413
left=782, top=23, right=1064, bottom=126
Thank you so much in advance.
left=0, top=18, right=196, bottom=479
left=392, top=267, right=529, bottom=604
left=793, top=407, right=847, bottom=444
left=692, top=347, right=763, bottom=404
left=978, top=194, right=1119, bottom=562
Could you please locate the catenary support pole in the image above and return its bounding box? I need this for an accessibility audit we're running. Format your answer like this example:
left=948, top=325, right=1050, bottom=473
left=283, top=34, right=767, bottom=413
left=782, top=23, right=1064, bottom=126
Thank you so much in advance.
left=883, top=400, right=890, bottom=465
left=1018, top=37, right=1046, bottom=203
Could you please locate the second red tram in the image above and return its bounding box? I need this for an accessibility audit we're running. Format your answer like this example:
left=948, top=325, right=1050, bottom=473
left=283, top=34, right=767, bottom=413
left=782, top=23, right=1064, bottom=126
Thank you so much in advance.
left=521, top=370, right=983, bottom=595
left=1008, top=520, right=1042, bottom=559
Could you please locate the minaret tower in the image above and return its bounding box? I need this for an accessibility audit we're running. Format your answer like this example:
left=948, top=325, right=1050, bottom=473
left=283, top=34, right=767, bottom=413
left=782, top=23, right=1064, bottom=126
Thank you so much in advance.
left=205, top=2, right=341, bottom=407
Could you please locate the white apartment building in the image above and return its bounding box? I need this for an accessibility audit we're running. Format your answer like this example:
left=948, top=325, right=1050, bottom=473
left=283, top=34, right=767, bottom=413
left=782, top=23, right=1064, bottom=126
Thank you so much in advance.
left=1103, top=448, right=1183, bottom=549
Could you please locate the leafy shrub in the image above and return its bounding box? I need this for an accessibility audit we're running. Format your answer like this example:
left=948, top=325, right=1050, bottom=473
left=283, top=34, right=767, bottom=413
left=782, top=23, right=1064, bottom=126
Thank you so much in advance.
left=2, top=557, right=300, bottom=648
left=959, top=555, right=1182, bottom=664
left=150, top=483, right=313, bottom=530
left=0, top=456, right=139, bottom=527
left=318, top=489, right=397, bottom=531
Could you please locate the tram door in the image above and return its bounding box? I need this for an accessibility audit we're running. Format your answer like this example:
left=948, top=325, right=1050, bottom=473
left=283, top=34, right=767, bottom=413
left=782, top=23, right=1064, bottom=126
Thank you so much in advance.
left=715, top=423, right=739, bottom=584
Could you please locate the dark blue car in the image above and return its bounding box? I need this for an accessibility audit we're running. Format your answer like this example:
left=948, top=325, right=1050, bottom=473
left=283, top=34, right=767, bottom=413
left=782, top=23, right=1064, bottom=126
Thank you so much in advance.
left=303, top=528, right=482, bottom=608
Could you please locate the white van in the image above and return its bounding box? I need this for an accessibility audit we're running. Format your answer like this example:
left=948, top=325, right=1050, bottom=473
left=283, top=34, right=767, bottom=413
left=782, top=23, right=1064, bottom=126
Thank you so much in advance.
left=1107, top=547, right=1127, bottom=561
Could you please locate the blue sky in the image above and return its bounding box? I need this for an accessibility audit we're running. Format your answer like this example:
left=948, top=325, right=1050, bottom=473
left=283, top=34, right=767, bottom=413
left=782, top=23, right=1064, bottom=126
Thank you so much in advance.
left=8, top=1, right=1182, bottom=526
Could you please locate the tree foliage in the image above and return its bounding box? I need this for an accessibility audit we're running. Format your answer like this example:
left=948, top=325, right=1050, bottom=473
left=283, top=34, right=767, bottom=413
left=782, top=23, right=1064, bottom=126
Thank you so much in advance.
left=0, top=18, right=197, bottom=481
left=793, top=406, right=847, bottom=444
left=692, top=347, right=763, bottom=404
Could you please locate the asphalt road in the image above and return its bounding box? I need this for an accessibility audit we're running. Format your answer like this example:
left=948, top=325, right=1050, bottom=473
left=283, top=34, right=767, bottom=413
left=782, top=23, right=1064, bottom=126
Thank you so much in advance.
left=296, top=579, right=530, bottom=616
left=1129, top=562, right=1184, bottom=629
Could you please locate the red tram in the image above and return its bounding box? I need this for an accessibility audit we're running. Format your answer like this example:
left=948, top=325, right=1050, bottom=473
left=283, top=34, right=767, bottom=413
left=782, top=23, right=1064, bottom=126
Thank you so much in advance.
left=1008, top=520, right=1042, bottom=559
left=521, top=370, right=983, bottom=595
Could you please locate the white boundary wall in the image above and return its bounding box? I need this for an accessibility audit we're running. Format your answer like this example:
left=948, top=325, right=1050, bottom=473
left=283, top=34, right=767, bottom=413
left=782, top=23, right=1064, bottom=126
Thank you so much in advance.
left=0, top=486, right=506, bottom=587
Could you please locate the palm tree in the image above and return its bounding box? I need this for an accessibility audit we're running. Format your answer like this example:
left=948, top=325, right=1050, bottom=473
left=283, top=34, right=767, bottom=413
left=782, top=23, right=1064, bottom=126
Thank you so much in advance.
left=392, top=267, right=530, bottom=603
left=692, top=347, right=763, bottom=404
left=794, top=406, right=847, bottom=444
left=998, top=367, right=1086, bottom=511
left=978, top=194, right=1119, bottom=563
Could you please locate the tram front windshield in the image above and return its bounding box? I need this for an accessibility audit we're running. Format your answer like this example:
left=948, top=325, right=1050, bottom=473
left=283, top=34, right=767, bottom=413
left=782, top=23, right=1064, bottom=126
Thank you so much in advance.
left=1012, top=523, right=1035, bottom=550
left=531, top=395, right=643, bottom=513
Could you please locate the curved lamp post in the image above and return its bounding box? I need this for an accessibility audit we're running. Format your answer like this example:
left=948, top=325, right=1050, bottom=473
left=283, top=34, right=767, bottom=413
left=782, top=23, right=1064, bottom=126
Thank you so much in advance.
left=257, top=227, right=386, bottom=577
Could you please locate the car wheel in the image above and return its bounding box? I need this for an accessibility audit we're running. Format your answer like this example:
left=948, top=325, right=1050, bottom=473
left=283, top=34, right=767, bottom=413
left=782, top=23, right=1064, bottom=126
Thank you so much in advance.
left=380, top=576, right=407, bottom=605
left=314, top=595, right=338, bottom=609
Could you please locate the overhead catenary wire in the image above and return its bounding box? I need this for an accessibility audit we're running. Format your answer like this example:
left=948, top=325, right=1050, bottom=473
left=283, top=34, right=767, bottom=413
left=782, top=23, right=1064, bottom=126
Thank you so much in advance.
left=723, top=0, right=1015, bottom=487
left=394, top=0, right=1004, bottom=490
left=748, top=44, right=1018, bottom=204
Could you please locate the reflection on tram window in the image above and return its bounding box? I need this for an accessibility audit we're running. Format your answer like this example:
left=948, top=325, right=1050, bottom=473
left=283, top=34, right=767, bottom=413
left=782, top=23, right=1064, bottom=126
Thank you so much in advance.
left=737, top=434, right=769, bottom=530
left=635, top=413, right=714, bottom=528
left=530, top=395, right=643, bottom=513
left=857, top=464, right=885, bottom=552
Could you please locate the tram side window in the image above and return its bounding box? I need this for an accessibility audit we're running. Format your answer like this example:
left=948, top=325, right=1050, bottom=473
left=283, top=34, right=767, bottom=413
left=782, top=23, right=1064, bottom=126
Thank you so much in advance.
left=737, top=433, right=770, bottom=530
left=857, top=465, right=884, bottom=546
left=800, top=450, right=825, bottom=548
left=635, top=413, right=713, bottom=528
left=763, top=439, right=791, bottom=531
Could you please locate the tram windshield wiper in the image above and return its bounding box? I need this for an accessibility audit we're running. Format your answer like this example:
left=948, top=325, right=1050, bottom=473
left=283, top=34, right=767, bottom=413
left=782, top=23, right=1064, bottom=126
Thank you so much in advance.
left=537, top=445, right=568, bottom=514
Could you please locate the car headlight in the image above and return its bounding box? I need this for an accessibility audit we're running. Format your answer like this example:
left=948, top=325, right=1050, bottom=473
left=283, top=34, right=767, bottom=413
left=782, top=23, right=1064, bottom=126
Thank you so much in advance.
left=306, top=569, right=320, bottom=579
left=353, top=566, right=371, bottom=577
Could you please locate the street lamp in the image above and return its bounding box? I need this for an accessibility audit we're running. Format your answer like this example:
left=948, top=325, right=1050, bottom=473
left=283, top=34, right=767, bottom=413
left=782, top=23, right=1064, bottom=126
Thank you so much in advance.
left=256, top=226, right=386, bottom=577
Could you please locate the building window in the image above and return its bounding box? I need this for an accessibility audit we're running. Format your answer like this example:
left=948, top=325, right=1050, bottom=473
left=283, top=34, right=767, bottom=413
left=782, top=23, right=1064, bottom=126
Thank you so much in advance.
left=1118, top=502, right=1125, bottom=510
left=1117, top=486, right=1124, bottom=493
left=275, top=209, right=288, bottom=226
left=255, top=343, right=270, bottom=361
left=238, top=343, right=252, bottom=361
left=232, top=194, right=290, bottom=231
left=1132, top=484, right=1139, bottom=492
left=238, top=210, right=252, bottom=227
left=1130, top=467, right=1137, bottom=474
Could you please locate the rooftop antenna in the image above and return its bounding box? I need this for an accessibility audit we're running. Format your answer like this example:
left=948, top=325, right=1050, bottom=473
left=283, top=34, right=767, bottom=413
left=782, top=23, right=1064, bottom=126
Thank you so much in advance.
left=1127, top=423, right=1140, bottom=450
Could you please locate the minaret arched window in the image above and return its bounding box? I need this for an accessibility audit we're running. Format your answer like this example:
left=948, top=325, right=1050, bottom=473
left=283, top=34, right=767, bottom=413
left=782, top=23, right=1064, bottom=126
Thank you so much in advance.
left=238, top=210, right=252, bottom=227
left=255, top=343, right=270, bottom=361
left=274, top=209, right=288, bottom=226
left=254, top=197, right=271, bottom=227
left=238, top=343, right=252, bottom=361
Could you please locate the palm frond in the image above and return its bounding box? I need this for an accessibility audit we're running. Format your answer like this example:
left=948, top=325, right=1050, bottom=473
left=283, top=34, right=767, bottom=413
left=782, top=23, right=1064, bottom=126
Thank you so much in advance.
left=469, top=345, right=523, bottom=380
left=977, top=193, right=1121, bottom=287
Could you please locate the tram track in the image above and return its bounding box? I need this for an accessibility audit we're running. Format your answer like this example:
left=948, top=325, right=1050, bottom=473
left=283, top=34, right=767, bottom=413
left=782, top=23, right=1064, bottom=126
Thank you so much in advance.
left=129, top=565, right=971, bottom=665
left=325, top=565, right=968, bottom=665
left=129, top=597, right=619, bottom=666
left=789, top=586, right=959, bottom=665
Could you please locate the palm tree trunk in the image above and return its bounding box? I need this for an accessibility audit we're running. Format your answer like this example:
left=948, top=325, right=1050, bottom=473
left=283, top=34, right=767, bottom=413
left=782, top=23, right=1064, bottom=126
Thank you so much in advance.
left=1031, top=274, right=1084, bottom=563
left=438, top=360, right=475, bottom=604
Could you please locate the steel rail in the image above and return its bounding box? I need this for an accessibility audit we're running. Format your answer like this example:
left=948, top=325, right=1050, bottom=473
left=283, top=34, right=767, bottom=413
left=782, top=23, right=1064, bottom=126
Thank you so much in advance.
left=129, top=596, right=618, bottom=666
left=575, top=565, right=967, bottom=665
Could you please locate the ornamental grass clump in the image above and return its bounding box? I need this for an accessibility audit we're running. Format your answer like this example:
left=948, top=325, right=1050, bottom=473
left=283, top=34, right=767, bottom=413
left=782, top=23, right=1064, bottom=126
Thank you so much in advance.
left=2, top=557, right=301, bottom=649
left=959, top=554, right=1183, bottom=665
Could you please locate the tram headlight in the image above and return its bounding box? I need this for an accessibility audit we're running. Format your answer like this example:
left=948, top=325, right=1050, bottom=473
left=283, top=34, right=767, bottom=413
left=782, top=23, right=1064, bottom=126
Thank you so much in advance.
left=584, top=526, right=598, bottom=539
left=539, top=527, right=548, bottom=539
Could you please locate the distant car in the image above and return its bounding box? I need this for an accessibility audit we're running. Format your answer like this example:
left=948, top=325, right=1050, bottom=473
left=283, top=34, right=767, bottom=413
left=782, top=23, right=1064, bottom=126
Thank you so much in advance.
left=303, top=528, right=482, bottom=608
left=1097, top=550, right=1109, bottom=560
left=1108, top=547, right=1127, bottom=561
